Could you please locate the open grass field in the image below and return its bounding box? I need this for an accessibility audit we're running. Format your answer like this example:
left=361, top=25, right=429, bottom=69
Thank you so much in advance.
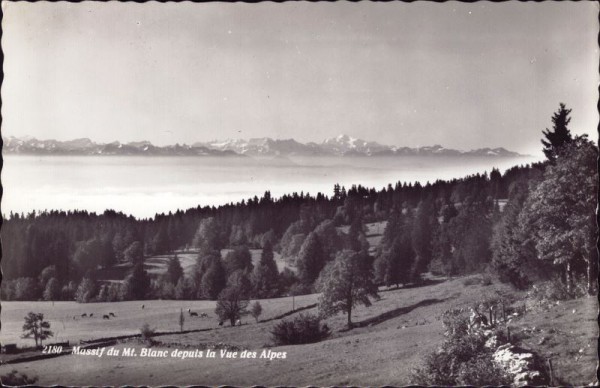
left=2, top=274, right=595, bottom=385
left=100, top=248, right=294, bottom=283
left=365, top=221, right=387, bottom=236
left=365, top=221, right=386, bottom=255
left=144, top=252, right=198, bottom=276
left=220, top=249, right=292, bottom=273
left=0, top=294, right=318, bottom=348
left=337, top=221, right=386, bottom=255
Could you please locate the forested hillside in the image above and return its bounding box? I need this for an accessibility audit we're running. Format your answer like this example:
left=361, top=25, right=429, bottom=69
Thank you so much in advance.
left=2, top=104, right=597, bottom=305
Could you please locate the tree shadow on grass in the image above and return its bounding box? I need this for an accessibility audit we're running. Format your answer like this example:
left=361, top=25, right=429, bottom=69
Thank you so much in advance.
left=403, top=277, right=449, bottom=289
left=378, top=277, right=448, bottom=293
left=340, top=296, right=456, bottom=332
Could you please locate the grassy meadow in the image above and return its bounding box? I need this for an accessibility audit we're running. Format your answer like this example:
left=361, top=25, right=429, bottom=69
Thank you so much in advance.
left=0, top=293, right=319, bottom=348
left=1, top=274, right=596, bottom=386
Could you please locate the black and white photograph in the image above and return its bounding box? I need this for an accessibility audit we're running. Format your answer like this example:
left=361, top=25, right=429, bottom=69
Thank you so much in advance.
left=0, top=1, right=598, bottom=386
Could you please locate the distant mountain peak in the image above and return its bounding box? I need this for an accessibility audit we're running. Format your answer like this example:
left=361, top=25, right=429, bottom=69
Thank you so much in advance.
left=4, top=134, right=527, bottom=158
left=3, top=136, right=242, bottom=157
left=324, top=134, right=358, bottom=143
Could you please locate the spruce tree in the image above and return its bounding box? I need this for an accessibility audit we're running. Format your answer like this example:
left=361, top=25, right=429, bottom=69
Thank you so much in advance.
left=411, top=197, right=437, bottom=281
left=296, top=232, right=326, bottom=285
left=166, top=255, right=184, bottom=285
left=491, top=180, right=532, bottom=289
left=252, top=242, right=280, bottom=298
left=200, top=260, right=227, bottom=299
left=223, top=246, right=253, bottom=276
left=127, top=263, right=150, bottom=300
left=541, top=103, right=573, bottom=162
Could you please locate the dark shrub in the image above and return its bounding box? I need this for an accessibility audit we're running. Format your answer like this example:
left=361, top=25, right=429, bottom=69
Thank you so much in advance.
left=456, top=354, right=511, bottom=385
left=271, top=313, right=331, bottom=345
left=140, top=323, right=156, bottom=344
left=1, top=369, right=38, bottom=386
left=413, top=332, right=511, bottom=385
left=412, top=350, right=455, bottom=385
left=525, top=279, right=586, bottom=312
left=441, top=308, right=469, bottom=337
left=412, top=308, right=512, bottom=385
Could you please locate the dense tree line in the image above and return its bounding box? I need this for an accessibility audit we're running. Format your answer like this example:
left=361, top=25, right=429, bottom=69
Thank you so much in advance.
left=372, top=104, right=597, bottom=298
left=0, top=160, right=545, bottom=302
left=492, top=104, right=598, bottom=295
left=2, top=103, right=595, bottom=302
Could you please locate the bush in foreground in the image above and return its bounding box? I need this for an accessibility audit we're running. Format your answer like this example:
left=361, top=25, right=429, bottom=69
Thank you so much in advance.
left=1, top=369, right=38, bottom=386
left=525, top=278, right=588, bottom=312
left=412, top=308, right=511, bottom=385
left=271, top=314, right=331, bottom=345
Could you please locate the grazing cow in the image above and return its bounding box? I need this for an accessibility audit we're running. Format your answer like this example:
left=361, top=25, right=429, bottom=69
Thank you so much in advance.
left=141, top=304, right=145, bottom=309
left=189, top=311, right=198, bottom=317
left=218, top=321, right=224, bottom=326
left=103, top=315, right=110, bottom=320
left=200, top=313, right=209, bottom=318
left=81, top=313, right=87, bottom=318
left=89, top=313, right=93, bottom=318
left=109, top=312, right=116, bottom=317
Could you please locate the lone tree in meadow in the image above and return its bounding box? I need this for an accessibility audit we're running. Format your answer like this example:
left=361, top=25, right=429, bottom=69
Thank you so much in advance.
left=317, top=250, right=379, bottom=327
left=21, top=312, right=53, bottom=348
left=250, top=301, right=263, bottom=323
left=541, top=103, right=573, bottom=162
left=215, top=283, right=250, bottom=326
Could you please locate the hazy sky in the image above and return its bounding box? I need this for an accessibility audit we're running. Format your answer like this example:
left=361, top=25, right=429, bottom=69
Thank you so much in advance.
left=2, top=2, right=598, bottom=155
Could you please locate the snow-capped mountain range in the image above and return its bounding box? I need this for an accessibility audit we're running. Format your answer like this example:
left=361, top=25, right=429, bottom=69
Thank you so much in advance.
left=2, top=136, right=240, bottom=157
left=194, top=134, right=524, bottom=157
left=3, top=134, right=525, bottom=158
